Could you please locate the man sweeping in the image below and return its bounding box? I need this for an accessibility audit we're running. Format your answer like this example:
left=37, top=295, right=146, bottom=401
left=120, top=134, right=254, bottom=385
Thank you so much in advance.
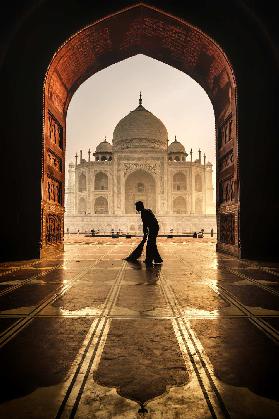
left=125, top=201, right=163, bottom=267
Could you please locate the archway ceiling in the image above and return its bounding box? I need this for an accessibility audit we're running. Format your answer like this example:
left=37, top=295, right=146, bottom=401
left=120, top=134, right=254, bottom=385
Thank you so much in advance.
left=46, top=4, right=235, bottom=122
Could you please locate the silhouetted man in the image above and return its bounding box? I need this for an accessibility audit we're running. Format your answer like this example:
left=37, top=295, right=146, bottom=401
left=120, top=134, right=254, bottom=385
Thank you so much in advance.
left=135, top=201, right=163, bottom=266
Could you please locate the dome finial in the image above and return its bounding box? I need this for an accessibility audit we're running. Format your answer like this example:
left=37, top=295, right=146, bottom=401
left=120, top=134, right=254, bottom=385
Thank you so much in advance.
left=139, top=91, right=142, bottom=106
left=175, top=135, right=177, bottom=142
left=104, top=136, right=107, bottom=142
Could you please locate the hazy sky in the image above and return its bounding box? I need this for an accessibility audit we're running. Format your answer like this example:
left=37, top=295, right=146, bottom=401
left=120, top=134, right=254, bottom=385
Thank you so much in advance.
left=66, top=54, right=216, bottom=185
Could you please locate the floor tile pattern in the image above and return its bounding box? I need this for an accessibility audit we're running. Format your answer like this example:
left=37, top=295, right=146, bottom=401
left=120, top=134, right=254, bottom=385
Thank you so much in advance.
left=0, top=238, right=278, bottom=418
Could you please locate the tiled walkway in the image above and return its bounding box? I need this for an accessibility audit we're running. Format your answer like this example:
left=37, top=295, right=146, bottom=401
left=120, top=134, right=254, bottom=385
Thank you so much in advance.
left=0, top=238, right=279, bottom=418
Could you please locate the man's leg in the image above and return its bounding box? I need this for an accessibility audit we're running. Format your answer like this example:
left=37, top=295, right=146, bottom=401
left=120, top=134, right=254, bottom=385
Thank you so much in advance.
left=145, top=234, right=155, bottom=265
left=145, top=232, right=162, bottom=264
left=153, top=231, right=163, bottom=263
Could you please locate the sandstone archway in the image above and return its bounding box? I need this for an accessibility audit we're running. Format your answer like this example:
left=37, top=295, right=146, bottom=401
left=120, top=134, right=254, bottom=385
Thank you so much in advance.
left=43, top=3, right=238, bottom=256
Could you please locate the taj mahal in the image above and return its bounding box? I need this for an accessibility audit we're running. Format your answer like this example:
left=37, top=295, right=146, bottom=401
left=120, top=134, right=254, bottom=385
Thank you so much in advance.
left=65, top=94, right=216, bottom=234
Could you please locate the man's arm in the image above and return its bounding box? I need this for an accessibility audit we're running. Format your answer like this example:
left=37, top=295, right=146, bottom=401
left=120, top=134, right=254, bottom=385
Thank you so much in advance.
left=143, top=224, right=149, bottom=236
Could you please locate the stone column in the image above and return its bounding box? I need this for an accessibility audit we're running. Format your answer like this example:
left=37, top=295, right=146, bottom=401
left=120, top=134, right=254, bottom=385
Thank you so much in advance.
left=87, top=164, right=91, bottom=214
left=203, top=155, right=207, bottom=215
left=121, top=169, right=125, bottom=215
left=190, top=150, right=194, bottom=214
left=113, top=154, right=118, bottom=214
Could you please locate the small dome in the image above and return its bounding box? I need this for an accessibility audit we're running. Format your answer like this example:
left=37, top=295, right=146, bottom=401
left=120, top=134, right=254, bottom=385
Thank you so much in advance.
left=112, top=93, right=168, bottom=151
left=69, top=161, right=75, bottom=168
left=168, top=136, right=185, bottom=153
left=96, top=138, right=112, bottom=153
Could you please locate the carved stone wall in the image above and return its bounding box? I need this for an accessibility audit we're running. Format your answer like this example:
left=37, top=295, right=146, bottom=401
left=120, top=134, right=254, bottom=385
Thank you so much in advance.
left=42, top=102, right=65, bottom=255
left=220, top=213, right=235, bottom=245
left=46, top=214, right=63, bottom=244
left=48, top=112, right=63, bottom=149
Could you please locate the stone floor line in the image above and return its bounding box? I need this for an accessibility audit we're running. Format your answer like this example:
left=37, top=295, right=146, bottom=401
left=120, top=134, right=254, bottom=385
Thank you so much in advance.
left=55, top=260, right=128, bottom=418
left=159, top=270, right=230, bottom=418
left=218, top=265, right=279, bottom=297
left=210, top=282, right=279, bottom=344
left=0, top=260, right=40, bottom=277
left=0, top=257, right=105, bottom=349
left=0, top=263, right=65, bottom=297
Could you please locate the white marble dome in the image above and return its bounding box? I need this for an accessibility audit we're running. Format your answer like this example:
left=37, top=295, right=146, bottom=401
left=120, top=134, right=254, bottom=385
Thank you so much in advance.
left=168, top=136, right=186, bottom=153
left=95, top=138, right=112, bottom=153
left=113, top=97, right=168, bottom=151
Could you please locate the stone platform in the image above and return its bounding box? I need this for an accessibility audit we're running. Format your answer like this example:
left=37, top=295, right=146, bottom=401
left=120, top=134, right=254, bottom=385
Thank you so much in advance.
left=0, top=238, right=279, bottom=418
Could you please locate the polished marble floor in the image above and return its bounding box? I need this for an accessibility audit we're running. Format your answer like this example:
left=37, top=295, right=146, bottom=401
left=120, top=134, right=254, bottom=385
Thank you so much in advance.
left=0, top=237, right=279, bottom=418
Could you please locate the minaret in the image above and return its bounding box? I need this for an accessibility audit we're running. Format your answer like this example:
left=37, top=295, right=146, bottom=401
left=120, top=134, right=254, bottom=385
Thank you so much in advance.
left=139, top=91, right=142, bottom=106
left=65, top=162, right=75, bottom=215
left=203, top=154, right=207, bottom=214
left=190, top=148, right=193, bottom=213
left=80, top=150, right=82, bottom=164
left=88, top=148, right=91, bottom=162
left=198, top=149, right=201, bottom=163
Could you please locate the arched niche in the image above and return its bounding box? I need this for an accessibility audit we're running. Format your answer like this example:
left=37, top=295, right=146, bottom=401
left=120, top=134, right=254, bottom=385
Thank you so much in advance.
left=78, top=197, right=87, bottom=214
left=94, top=196, right=108, bottom=214
left=195, top=174, right=202, bottom=192
left=78, top=173, right=86, bottom=192
left=43, top=3, right=238, bottom=256
left=173, top=172, right=187, bottom=191
left=195, top=197, right=203, bottom=215
left=173, top=196, right=187, bottom=214
left=94, top=172, right=108, bottom=190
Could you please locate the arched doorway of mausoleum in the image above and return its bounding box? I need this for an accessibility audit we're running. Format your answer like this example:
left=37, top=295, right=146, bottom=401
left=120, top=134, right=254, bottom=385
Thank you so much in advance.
left=125, top=170, right=156, bottom=214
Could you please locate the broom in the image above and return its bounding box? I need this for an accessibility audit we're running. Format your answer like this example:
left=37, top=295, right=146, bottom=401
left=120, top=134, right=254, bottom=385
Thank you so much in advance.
left=125, top=236, right=147, bottom=261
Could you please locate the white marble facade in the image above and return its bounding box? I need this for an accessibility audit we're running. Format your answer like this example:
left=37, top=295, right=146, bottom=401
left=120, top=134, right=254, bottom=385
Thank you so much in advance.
left=65, top=95, right=216, bottom=234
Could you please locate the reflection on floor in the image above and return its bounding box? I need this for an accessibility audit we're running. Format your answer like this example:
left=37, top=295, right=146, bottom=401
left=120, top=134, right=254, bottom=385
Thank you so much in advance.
left=0, top=237, right=279, bottom=418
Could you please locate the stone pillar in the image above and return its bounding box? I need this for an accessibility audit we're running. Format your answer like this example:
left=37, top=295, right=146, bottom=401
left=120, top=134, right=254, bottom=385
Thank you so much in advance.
left=203, top=154, right=207, bottom=215
left=163, top=154, right=168, bottom=215
left=113, top=154, right=118, bottom=214
left=206, top=164, right=215, bottom=215
left=190, top=149, right=194, bottom=214
left=121, top=170, right=125, bottom=215
left=87, top=165, right=91, bottom=214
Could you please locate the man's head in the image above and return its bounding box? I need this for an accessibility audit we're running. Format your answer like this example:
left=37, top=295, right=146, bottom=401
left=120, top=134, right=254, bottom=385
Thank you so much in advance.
left=135, top=201, right=144, bottom=212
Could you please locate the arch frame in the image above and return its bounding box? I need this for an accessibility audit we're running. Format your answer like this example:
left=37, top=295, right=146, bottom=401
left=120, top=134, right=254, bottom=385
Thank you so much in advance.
left=42, top=3, right=239, bottom=256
